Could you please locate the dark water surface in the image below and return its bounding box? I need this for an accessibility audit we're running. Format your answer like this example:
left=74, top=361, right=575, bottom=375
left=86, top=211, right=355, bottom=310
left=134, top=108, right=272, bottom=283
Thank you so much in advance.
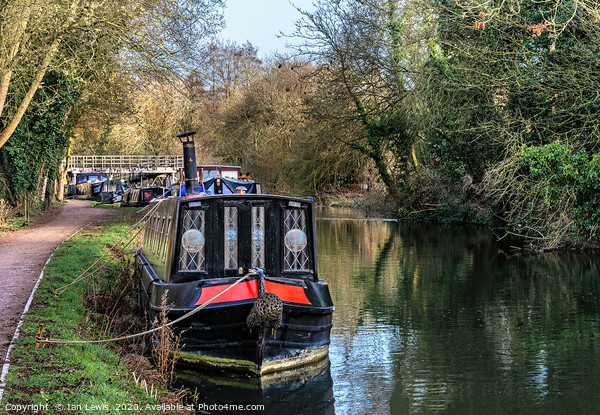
left=320, top=208, right=600, bottom=415
left=180, top=207, right=600, bottom=414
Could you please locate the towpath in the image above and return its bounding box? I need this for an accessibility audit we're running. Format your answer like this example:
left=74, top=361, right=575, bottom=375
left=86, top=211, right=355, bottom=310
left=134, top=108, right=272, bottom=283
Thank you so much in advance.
left=0, top=200, right=124, bottom=362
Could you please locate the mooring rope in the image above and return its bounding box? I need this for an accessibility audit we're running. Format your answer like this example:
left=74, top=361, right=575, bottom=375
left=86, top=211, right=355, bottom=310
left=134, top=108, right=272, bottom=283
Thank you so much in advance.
left=54, top=199, right=164, bottom=296
left=38, top=270, right=256, bottom=346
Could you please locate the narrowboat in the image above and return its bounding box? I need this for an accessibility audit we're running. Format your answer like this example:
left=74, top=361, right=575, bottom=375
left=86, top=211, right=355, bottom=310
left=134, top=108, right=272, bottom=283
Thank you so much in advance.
left=99, top=179, right=126, bottom=204
left=121, top=185, right=168, bottom=207
left=64, top=173, right=126, bottom=204
left=121, top=173, right=174, bottom=207
left=135, top=132, right=334, bottom=375
left=65, top=172, right=109, bottom=198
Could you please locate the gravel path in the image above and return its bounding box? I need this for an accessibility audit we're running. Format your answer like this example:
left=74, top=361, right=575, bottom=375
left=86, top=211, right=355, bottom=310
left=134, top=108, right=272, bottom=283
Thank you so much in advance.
left=0, top=200, right=124, bottom=361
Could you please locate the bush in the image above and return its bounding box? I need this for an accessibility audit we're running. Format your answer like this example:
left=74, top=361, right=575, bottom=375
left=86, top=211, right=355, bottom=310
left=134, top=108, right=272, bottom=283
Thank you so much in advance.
left=484, top=141, right=600, bottom=247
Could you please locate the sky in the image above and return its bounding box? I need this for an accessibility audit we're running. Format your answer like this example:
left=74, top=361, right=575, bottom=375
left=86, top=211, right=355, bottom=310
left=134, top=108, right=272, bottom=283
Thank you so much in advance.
left=219, top=0, right=315, bottom=58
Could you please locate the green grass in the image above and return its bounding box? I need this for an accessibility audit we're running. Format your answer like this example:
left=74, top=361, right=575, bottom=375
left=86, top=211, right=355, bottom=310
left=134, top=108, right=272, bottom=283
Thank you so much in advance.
left=88, top=200, right=141, bottom=212
left=89, top=201, right=120, bottom=209
left=0, top=216, right=160, bottom=415
left=0, top=216, right=26, bottom=233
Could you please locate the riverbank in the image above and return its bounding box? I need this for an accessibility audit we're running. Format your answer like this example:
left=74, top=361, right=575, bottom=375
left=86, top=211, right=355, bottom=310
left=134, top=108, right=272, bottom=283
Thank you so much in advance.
left=0, top=201, right=128, bottom=363
left=0, top=215, right=187, bottom=415
left=319, top=189, right=600, bottom=251
left=318, top=187, right=399, bottom=219
left=320, top=188, right=491, bottom=225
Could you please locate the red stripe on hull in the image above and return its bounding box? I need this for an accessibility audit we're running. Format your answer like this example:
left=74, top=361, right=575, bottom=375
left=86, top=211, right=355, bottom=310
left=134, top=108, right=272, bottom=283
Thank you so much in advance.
left=264, top=281, right=310, bottom=304
left=195, top=280, right=311, bottom=305
left=196, top=281, right=258, bottom=305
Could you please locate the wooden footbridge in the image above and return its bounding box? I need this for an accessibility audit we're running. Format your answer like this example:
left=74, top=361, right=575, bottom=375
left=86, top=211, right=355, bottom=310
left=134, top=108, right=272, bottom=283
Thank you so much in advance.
left=65, top=155, right=184, bottom=175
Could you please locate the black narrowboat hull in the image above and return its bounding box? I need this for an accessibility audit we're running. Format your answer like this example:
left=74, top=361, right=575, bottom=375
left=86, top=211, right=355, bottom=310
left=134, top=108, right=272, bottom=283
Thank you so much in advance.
left=122, top=187, right=169, bottom=207
left=136, top=252, right=334, bottom=375
left=169, top=304, right=332, bottom=374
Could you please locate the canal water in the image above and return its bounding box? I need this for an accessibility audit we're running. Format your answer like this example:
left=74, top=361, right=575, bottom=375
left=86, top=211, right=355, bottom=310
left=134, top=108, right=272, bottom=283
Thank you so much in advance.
left=182, top=207, right=600, bottom=414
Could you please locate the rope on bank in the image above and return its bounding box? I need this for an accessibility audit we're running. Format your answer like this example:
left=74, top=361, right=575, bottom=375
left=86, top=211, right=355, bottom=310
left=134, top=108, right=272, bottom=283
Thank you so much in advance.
left=37, top=271, right=256, bottom=347
left=54, top=199, right=164, bottom=296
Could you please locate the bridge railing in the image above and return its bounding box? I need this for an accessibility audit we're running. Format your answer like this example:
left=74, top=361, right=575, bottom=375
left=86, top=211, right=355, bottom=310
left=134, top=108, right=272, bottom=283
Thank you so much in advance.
left=65, top=155, right=184, bottom=172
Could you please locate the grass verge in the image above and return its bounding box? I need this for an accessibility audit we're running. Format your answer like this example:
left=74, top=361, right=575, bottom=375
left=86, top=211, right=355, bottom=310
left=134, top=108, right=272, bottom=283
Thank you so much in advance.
left=0, top=216, right=27, bottom=233
left=0, top=216, right=172, bottom=415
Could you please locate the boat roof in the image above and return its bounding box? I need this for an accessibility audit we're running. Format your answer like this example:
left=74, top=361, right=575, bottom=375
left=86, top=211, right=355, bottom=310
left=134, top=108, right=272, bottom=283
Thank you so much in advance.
left=177, top=193, right=314, bottom=203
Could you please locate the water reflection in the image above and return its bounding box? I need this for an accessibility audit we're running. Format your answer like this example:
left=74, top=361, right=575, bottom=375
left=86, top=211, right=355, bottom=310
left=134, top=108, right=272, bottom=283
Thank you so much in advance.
left=175, top=208, right=600, bottom=414
left=317, top=210, right=600, bottom=414
left=175, top=359, right=334, bottom=414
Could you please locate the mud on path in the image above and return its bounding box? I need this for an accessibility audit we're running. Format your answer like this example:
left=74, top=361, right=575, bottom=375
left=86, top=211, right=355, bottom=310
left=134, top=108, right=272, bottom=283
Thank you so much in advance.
left=0, top=200, right=126, bottom=361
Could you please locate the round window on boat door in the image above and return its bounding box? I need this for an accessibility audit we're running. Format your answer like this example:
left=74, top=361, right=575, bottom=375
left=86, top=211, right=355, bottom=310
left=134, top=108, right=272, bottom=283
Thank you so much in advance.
left=182, top=229, right=205, bottom=252
left=284, top=228, right=307, bottom=252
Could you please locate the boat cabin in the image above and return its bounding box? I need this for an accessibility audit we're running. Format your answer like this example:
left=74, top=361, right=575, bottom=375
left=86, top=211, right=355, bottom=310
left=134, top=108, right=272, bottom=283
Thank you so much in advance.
left=142, top=194, right=317, bottom=284
left=199, top=165, right=242, bottom=180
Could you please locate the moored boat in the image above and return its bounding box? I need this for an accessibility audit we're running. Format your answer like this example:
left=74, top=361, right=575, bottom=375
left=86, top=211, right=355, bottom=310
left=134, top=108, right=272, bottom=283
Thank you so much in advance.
left=135, top=131, right=334, bottom=375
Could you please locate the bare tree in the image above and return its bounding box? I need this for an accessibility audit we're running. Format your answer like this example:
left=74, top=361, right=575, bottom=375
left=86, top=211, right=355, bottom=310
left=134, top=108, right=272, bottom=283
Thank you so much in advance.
left=0, top=0, right=224, bottom=151
left=202, top=40, right=262, bottom=101
left=291, top=0, right=434, bottom=203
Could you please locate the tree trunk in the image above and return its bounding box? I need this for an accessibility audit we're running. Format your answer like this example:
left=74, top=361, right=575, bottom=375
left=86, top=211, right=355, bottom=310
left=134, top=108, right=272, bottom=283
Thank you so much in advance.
left=57, top=144, right=71, bottom=202
left=40, top=177, right=48, bottom=202
left=0, top=37, right=62, bottom=150
left=0, top=0, right=82, bottom=150
left=0, top=2, right=33, bottom=121
left=373, top=154, right=401, bottom=204
left=57, top=166, right=65, bottom=202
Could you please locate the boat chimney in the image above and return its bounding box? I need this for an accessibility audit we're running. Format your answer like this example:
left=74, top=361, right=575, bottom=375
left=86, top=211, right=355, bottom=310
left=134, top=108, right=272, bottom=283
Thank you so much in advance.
left=177, top=131, right=200, bottom=196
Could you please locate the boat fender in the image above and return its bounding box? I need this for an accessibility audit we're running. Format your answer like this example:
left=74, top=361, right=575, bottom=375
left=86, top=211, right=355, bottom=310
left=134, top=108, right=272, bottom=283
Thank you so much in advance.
left=246, top=269, right=283, bottom=335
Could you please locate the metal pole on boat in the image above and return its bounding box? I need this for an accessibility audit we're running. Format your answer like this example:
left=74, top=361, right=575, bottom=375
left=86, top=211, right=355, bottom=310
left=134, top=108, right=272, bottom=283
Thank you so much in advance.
left=177, top=131, right=200, bottom=196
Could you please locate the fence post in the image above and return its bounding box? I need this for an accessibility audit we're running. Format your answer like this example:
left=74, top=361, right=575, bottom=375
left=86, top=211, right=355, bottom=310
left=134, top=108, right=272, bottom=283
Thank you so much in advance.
left=24, top=191, right=29, bottom=225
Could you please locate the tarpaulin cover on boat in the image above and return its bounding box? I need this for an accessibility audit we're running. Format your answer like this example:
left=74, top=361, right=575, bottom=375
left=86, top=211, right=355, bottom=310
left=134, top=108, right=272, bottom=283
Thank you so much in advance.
left=202, top=177, right=257, bottom=194
left=91, top=182, right=103, bottom=195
